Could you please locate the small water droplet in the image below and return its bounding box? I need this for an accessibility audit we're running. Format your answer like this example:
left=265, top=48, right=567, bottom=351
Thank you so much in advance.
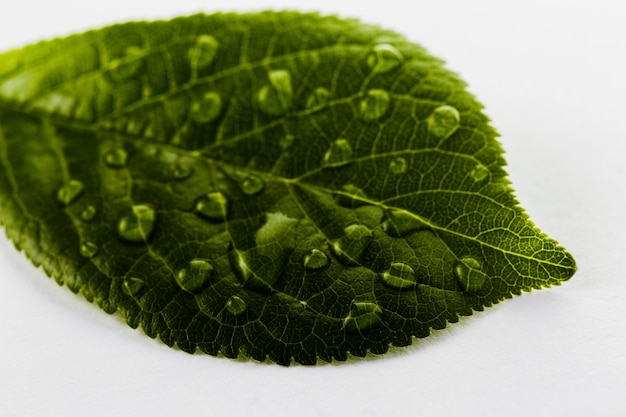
left=225, top=295, right=247, bottom=316
left=343, top=301, right=383, bottom=332
left=241, top=175, right=265, bottom=195
left=306, top=87, right=330, bottom=111
left=382, top=209, right=429, bottom=237
left=175, top=259, right=214, bottom=293
left=381, top=262, right=417, bottom=289
left=191, top=91, right=222, bottom=123
left=454, top=257, right=488, bottom=292
left=330, top=224, right=372, bottom=266
left=428, top=105, right=460, bottom=139
left=194, top=192, right=227, bottom=221
left=367, top=43, right=403, bottom=73
left=360, top=89, right=390, bottom=121
left=122, top=277, right=145, bottom=297
left=280, top=134, right=294, bottom=150
left=80, top=241, right=99, bottom=258
left=81, top=205, right=97, bottom=221
left=57, top=179, right=84, bottom=205
left=323, top=138, right=353, bottom=167
left=470, top=163, right=490, bottom=182
left=104, top=148, right=128, bottom=168
left=258, top=69, right=293, bottom=116
left=173, top=163, right=194, bottom=180
left=117, top=204, right=156, bottom=243
left=188, top=35, right=219, bottom=69
left=108, top=47, right=143, bottom=82
left=336, top=184, right=368, bottom=208
left=303, top=249, right=329, bottom=270
left=389, top=157, right=407, bottom=174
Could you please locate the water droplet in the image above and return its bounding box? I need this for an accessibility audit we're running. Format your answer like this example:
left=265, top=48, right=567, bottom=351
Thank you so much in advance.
left=367, top=43, right=403, bottom=73
left=330, top=224, right=372, bottom=266
left=104, top=148, right=128, bottom=168
left=280, top=134, right=294, bottom=150
left=454, top=257, right=488, bottom=292
left=360, top=89, right=390, bottom=121
left=382, top=209, right=429, bottom=237
left=80, top=241, right=99, bottom=258
left=188, top=35, right=219, bottom=69
left=306, top=87, right=330, bottom=111
left=173, top=163, right=194, bottom=180
left=117, top=204, right=156, bottom=243
left=343, top=301, right=383, bottom=332
left=304, top=249, right=329, bottom=270
left=81, top=205, right=97, bottom=221
left=57, top=179, right=84, bottom=205
left=323, top=138, right=353, bottom=167
left=108, top=47, right=143, bottom=82
left=191, top=91, right=222, bottom=123
left=258, top=69, right=293, bottom=116
left=194, top=192, right=227, bottom=221
left=470, top=163, right=490, bottom=182
left=336, top=184, right=368, bottom=208
left=225, top=295, right=247, bottom=315
left=175, top=259, right=214, bottom=293
left=389, top=157, right=407, bottom=174
left=428, top=105, right=460, bottom=139
left=241, top=175, right=265, bottom=195
left=122, top=277, right=145, bottom=297
left=381, top=262, right=417, bottom=289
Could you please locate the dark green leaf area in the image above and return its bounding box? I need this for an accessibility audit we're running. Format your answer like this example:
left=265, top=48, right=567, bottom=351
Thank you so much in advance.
left=0, top=11, right=576, bottom=365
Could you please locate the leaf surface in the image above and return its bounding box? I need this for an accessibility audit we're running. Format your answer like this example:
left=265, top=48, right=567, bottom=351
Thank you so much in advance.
left=0, top=11, right=576, bottom=365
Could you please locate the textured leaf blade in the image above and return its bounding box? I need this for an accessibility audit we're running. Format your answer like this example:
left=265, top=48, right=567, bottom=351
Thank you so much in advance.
left=0, top=11, right=576, bottom=365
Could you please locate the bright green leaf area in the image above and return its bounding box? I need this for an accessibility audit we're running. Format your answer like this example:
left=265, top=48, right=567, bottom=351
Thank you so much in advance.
left=0, top=11, right=576, bottom=365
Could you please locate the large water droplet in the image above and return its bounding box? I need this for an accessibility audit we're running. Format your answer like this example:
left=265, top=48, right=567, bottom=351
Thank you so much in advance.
left=122, top=277, right=145, bottom=297
left=173, top=163, right=194, bottom=180
left=175, top=259, right=214, bottom=294
left=241, top=175, right=265, bottom=195
left=367, top=43, right=403, bottom=73
left=343, top=301, right=383, bottom=332
left=303, top=249, right=329, bottom=270
left=188, top=35, right=219, bottom=70
left=80, top=241, right=99, bottom=258
left=336, top=184, right=368, bottom=208
left=191, top=92, right=222, bottom=123
left=194, top=192, right=227, bottom=221
left=360, top=89, right=390, bottom=121
left=108, top=47, right=143, bottom=82
left=225, top=295, right=247, bottom=316
left=454, top=257, right=488, bottom=292
left=389, top=157, right=407, bottom=175
left=323, top=138, right=353, bottom=167
left=57, top=179, right=84, bottom=205
left=330, top=224, right=372, bottom=266
left=428, top=105, right=460, bottom=139
left=382, top=209, right=429, bottom=237
left=381, top=262, right=417, bottom=289
left=258, top=69, right=293, bottom=116
left=470, top=163, right=490, bottom=182
left=81, top=205, right=97, bottom=221
left=104, top=148, right=128, bottom=168
left=306, top=87, right=330, bottom=111
left=117, top=204, right=156, bottom=243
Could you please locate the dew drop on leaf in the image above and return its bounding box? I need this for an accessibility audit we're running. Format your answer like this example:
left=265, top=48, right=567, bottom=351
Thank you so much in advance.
left=330, top=224, right=372, bottom=266
left=454, top=257, right=488, bottom=292
left=104, top=148, right=129, bottom=168
left=360, top=89, right=390, bottom=121
left=428, top=105, right=460, bottom=139
left=389, top=157, right=407, bottom=174
left=323, top=138, right=353, bottom=167
left=117, top=204, right=156, bottom=243
left=188, top=35, right=219, bottom=70
left=241, top=175, right=265, bottom=195
left=194, top=191, right=228, bottom=221
left=336, top=184, right=368, bottom=208
left=367, top=43, right=403, bottom=73
left=122, top=277, right=145, bottom=297
left=190, top=91, right=222, bottom=123
left=306, top=87, right=330, bottom=111
left=225, top=295, right=247, bottom=316
left=381, top=262, right=417, bottom=289
left=81, top=205, right=97, bottom=221
left=382, top=209, right=429, bottom=237
left=343, top=301, right=383, bottom=332
left=108, top=47, right=143, bottom=82
left=303, top=249, right=329, bottom=270
left=258, top=69, right=293, bottom=116
left=79, top=241, right=99, bottom=258
left=175, top=259, right=214, bottom=293
left=470, top=163, right=490, bottom=182
left=173, top=163, right=194, bottom=180
left=57, top=179, right=84, bottom=205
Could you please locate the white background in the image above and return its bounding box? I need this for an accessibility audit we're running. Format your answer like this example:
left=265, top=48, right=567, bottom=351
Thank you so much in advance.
left=0, top=0, right=624, bottom=416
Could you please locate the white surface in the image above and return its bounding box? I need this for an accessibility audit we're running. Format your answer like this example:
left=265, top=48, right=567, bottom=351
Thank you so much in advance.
left=0, top=1, right=624, bottom=416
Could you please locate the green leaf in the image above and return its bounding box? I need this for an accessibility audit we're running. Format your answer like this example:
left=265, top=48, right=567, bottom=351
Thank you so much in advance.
left=0, top=11, right=576, bottom=365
